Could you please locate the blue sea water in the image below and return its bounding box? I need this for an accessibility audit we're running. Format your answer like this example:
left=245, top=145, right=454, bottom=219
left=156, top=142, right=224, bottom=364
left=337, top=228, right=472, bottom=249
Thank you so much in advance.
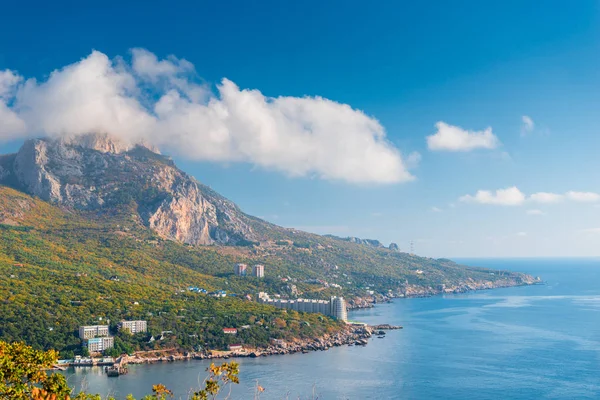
left=64, top=258, right=600, bottom=399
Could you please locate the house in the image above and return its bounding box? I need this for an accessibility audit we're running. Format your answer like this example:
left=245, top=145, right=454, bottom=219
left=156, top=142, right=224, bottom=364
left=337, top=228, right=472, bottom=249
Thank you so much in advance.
left=223, top=328, right=237, bottom=335
left=228, top=344, right=243, bottom=351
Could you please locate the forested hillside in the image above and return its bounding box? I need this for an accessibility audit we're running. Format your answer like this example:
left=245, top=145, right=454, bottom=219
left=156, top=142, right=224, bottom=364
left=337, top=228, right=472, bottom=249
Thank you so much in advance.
left=0, top=184, right=536, bottom=356
left=0, top=187, right=342, bottom=357
left=0, top=135, right=537, bottom=356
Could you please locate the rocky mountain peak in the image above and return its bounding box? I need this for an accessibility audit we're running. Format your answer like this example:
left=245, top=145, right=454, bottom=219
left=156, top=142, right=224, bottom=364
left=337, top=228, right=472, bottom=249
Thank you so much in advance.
left=60, top=133, right=161, bottom=154
left=0, top=134, right=255, bottom=246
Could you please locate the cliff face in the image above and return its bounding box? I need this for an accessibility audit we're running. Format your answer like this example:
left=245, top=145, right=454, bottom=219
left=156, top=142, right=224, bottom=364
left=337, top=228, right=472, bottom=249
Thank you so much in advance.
left=1, top=134, right=255, bottom=245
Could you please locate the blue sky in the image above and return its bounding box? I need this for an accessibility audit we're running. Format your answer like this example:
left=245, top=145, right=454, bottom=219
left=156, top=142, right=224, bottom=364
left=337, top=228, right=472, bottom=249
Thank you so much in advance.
left=1, top=1, right=600, bottom=257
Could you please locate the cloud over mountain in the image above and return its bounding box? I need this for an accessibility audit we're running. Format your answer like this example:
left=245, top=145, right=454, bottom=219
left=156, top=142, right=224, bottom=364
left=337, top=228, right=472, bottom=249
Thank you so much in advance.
left=0, top=49, right=413, bottom=184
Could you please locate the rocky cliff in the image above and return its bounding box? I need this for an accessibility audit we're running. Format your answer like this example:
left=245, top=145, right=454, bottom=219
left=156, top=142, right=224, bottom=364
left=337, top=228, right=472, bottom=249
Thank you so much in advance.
left=0, top=134, right=256, bottom=245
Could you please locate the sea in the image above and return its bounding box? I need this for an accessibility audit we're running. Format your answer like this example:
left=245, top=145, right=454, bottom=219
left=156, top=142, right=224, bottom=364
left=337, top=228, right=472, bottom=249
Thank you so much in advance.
left=63, top=258, right=600, bottom=399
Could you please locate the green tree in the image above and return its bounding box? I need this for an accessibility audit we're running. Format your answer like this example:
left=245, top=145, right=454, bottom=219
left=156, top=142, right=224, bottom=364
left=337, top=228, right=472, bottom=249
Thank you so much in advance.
left=0, top=341, right=71, bottom=399
left=0, top=340, right=239, bottom=400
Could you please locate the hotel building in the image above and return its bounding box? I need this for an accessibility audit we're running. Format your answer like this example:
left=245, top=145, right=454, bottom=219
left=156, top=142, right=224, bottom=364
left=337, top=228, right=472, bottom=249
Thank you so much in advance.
left=257, top=295, right=348, bottom=322
left=119, top=320, right=147, bottom=334
left=86, top=336, right=114, bottom=352
left=78, top=325, right=109, bottom=339
left=234, top=263, right=247, bottom=276
left=252, top=264, right=265, bottom=278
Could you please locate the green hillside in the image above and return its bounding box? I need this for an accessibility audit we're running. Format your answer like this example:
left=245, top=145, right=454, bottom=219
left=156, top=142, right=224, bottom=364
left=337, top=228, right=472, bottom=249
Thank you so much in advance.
left=0, top=186, right=342, bottom=357
left=0, top=184, right=535, bottom=357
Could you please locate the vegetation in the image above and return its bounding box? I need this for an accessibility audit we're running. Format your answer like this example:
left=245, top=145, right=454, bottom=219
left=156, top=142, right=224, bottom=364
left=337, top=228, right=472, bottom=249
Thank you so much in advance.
left=0, top=187, right=345, bottom=355
left=0, top=340, right=239, bottom=400
left=0, top=185, right=528, bottom=356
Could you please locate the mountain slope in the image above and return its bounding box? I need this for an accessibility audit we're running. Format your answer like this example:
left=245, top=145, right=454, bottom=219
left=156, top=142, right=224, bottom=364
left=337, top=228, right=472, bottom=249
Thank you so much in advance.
left=1, top=134, right=260, bottom=246
left=0, top=134, right=538, bottom=297
left=0, top=186, right=344, bottom=355
left=0, top=135, right=539, bottom=354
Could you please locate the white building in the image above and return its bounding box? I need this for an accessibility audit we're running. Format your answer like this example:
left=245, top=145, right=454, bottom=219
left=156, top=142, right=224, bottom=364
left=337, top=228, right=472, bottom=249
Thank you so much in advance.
left=234, top=263, right=247, bottom=276
left=330, top=296, right=348, bottom=322
left=86, top=336, right=114, bottom=352
left=119, top=320, right=147, bottom=334
left=78, top=325, right=109, bottom=339
left=252, top=264, right=265, bottom=278
left=257, top=294, right=347, bottom=322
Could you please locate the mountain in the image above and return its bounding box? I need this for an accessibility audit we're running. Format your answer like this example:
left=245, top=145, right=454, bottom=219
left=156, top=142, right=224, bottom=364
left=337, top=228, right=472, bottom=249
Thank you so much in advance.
left=324, top=235, right=388, bottom=249
left=0, top=134, right=539, bottom=296
left=0, top=134, right=539, bottom=354
left=0, top=134, right=256, bottom=246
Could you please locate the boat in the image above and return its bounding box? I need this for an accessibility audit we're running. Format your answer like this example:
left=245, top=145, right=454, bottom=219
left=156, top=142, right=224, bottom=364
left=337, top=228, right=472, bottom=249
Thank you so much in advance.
left=377, top=336, right=385, bottom=339
left=106, top=366, right=120, bottom=377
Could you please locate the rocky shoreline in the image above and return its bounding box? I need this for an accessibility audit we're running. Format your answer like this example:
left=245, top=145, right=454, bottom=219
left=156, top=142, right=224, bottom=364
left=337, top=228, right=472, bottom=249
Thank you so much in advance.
left=114, top=277, right=540, bottom=367
left=347, top=275, right=542, bottom=310
left=119, top=324, right=401, bottom=366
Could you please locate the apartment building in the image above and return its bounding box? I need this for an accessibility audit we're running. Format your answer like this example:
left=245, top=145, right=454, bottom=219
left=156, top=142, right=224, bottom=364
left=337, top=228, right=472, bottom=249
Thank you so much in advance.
left=119, top=320, right=147, bottom=334
left=78, top=325, right=109, bottom=339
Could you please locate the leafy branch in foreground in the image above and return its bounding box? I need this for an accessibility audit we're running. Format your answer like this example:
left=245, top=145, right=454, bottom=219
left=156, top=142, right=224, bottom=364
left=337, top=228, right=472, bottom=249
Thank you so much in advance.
left=0, top=341, right=239, bottom=400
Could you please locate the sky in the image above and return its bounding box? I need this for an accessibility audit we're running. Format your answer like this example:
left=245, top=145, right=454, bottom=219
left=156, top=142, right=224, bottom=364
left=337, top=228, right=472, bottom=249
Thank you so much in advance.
left=1, top=1, right=600, bottom=257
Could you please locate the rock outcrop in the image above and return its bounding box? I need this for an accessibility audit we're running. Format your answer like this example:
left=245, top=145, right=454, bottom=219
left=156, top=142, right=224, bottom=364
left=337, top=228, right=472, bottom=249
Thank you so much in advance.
left=1, top=134, right=256, bottom=245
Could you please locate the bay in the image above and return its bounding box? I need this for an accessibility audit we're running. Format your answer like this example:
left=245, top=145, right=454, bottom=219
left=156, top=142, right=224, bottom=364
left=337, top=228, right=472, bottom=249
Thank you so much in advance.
left=64, top=258, right=600, bottom=399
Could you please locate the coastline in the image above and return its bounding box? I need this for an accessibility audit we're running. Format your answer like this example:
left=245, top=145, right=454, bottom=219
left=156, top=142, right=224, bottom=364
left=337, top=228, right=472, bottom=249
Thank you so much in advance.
left=62, top=277, right=539, bottom=370
left=347, top=274, right=542, bottom=310
left=116, top=324, right=402, bottom=367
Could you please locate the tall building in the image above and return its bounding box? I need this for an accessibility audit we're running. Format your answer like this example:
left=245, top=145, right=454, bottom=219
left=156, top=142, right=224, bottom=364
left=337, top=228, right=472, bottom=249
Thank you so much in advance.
left=330, top=296, right=348, bottom=322
left=256, top=294, right=348, bottom=322
left=86, top=336, right=114, bottom=352
left=119, top=320, right=147, bottom=334
left=78, top=325, right=109, bottom=339
left=252, top=264, right=265, bottom=278
left=234, top=263, right=247, bottom=276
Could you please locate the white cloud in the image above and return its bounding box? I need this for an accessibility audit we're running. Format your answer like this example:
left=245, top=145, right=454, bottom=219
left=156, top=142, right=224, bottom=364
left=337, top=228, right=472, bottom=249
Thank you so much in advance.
left=565, top=191, right=600, bottom=202
left=0, top=70, right=22, bottom=98
left=529, top=192, right=563, bottom=204
left=526, top=209, right=545, bottom=216
left=431, top=207, right=442, bottom=212
left=459, top=186, right=526, bottom=206
left=521, top=115, right=534, bottom=135
left=0, top=70, right=26, bottom=139
left=426, top=121, right=500, bottom=152
left=460, top=188, right=600, bottom=207
left=580, top=228, right=600, bottom=234
left=0, top=49, right=414, bottom=185
left=516, top=232, right=527, bottom=237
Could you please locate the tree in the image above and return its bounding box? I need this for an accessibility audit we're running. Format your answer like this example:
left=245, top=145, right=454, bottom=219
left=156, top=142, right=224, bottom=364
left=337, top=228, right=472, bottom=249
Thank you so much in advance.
left=0, top=340, right=240, bottom=400
left=0, top=341, right=71, bottom=399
